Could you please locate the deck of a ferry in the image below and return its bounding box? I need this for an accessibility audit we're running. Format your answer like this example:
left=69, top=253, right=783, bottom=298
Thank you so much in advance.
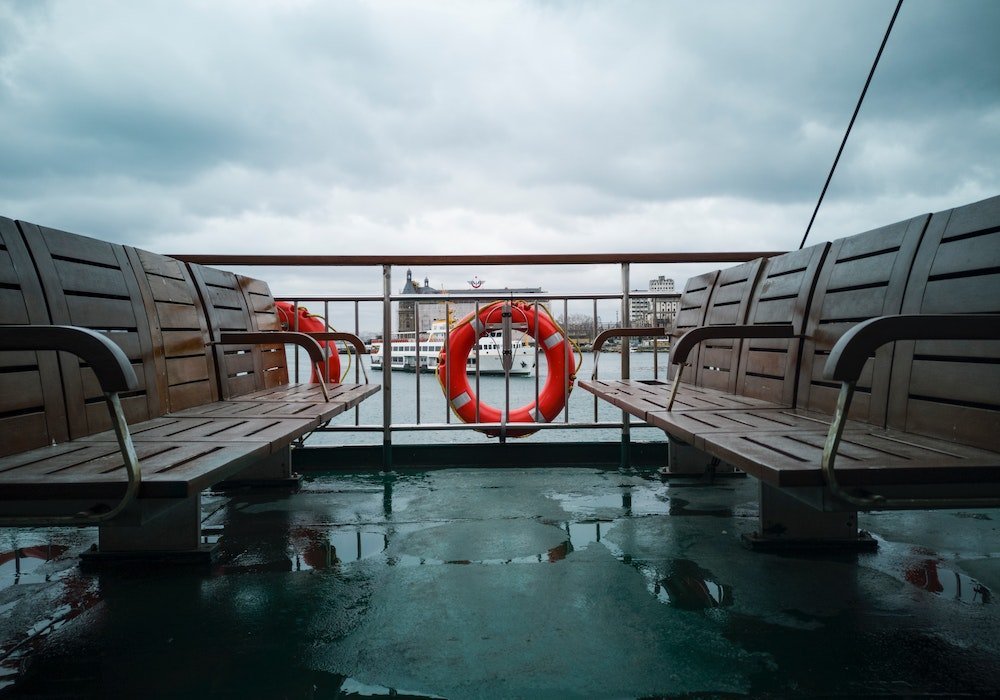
left=3, top=465, right=1000, bottom=698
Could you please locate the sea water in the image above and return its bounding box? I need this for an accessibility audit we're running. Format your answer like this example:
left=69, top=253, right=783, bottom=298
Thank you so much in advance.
left=299, top=350, right=669, bottom=446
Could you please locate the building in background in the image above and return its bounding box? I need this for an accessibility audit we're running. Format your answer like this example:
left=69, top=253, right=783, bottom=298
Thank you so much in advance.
left=629, top=275, right=681, bottom=329
left=398, top=269, right=544, bottom=333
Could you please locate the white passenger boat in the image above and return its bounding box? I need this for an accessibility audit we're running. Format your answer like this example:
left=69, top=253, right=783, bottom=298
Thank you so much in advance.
left=370, top=321, right=535, bottom=376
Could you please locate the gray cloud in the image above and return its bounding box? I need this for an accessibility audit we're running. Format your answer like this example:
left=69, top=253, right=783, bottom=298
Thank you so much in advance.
left=0, top=0, right=997, bottom=320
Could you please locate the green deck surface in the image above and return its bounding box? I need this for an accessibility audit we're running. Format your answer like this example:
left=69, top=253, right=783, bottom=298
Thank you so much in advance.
left=3, top=467, right=1000, bottom=697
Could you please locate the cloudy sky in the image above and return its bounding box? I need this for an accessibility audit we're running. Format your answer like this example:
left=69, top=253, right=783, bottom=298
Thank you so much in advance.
left=1, top=0, right=998, bottom=326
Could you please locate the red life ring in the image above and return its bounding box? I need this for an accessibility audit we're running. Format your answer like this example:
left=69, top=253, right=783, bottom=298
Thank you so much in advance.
left=436, top=301, right=576, bottom=437
left=275, top=302, right=341, bottom=383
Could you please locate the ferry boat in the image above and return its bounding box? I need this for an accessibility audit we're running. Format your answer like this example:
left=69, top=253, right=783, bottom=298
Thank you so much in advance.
left=369, top=320, right=535, bottom=375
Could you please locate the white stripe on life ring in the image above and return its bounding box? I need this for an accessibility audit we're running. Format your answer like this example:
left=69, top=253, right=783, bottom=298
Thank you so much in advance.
left=543, top=332, right=564, bottom=349
left=531, top=407, right=548, bottom=423
left=452, top=392, right=473, bottom=410
left=470, top=318, right=484, bottom=334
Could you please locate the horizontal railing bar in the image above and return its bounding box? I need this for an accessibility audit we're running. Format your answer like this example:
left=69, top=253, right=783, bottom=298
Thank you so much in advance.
left=171, top=252, right=781, bottom=266
left=278, top=295, right=385, bottom=303
left=313, top=421, right=647, bottom=432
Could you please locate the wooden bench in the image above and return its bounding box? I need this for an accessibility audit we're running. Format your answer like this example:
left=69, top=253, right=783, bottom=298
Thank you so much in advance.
left=0, top=219, right=379, bottom=564
left=582, top=195, right=1000, bottom=549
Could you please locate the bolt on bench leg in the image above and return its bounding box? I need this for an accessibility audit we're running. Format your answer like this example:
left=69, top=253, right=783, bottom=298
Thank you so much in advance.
left=81, top=496, right=217, bottom=568
left=742, top=482, right=877, bottom=552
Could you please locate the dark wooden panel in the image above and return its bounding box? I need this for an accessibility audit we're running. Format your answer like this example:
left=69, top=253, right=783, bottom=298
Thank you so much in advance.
left=890, top=197, right=1000, bottom=449
left=919, top=275, right=1000, bottom=314
left=3, top=219, right=68, bottom=446
left=909, top=359, right=1000, bottom=406
left=223, top=351, right=256, bottom=375
left=826, top=250, right=904, bottom=290
left=160, top=329, right=209, bottom=358
left=155, top=302, right=201, bottom=330
left=168, top=380, right=218, bottom=412
left=135, top=247, right=187, bottom=279
left=214, top=307, right=250, bottom=331
left=0, top=413, right=51, bottom=458
left=34, top=225, right=119, bottom=266
left=64, top=295, right=136, bottom=329
left=166, top=355, right=212, bottom=385
left=0, top=287, right=30, bottom=323
left=206, top=285, right=245, bottom=310
left=146, top=275, right=197, bottom=305
left=0, top=250, right=20, bottom=286
left=797, top=215, right=928, bottom=420
left=930, top=227, right=1000, bottom=278
left=53, top=258, right=130, bottom=297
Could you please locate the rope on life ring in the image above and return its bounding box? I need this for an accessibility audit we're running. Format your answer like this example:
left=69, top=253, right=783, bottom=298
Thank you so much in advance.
left=275, top=302, right=344, bottom=383
left=436, top=300, right=577, bottom=438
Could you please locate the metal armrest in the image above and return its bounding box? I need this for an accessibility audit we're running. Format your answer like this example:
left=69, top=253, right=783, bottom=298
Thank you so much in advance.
left=671, top=324, right=795, bottom=366
left=0, top=325, right=141, bottom=526
left=820, top=313, right=1000, bottom=510
left=309, top=331, right=371, bottom=384
left=823, top=314, right=1000, bottom=383
left=0, top=325, right=138, bottom=392
left=664, top=324, right=795, bottom=410
left=217, top=331, right=330, bottom=401
left=590, top=327, right=666, bottom=380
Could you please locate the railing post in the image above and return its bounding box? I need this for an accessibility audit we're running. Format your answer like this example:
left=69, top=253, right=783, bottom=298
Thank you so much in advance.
left=382, top=265, right=393, bottom=470
left=620, top=262, right=631, bottom=469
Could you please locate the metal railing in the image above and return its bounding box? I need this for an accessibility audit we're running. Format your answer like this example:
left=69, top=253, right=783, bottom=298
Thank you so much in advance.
left=173, top=252, right=778, bottom=463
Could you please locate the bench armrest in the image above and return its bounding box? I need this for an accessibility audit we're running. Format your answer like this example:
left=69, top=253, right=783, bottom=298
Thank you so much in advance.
left=218, top=331, right=326, bottom=366
left=0, top=325, right=138, bottom=393
left=821, top=313, right=1000, bottom=510
left=590, top=327, right=666, bottom=380
left=823, top=314, right=1000, bottom=383
left=217, top=330, right=331, bottom=401
left=671, top=324, right=795, bottom=366
left=0, top=325, right=141, bottom=526
left=308, top=331, right=371, bottom=383
left=592, top=327, right=666, bottom=353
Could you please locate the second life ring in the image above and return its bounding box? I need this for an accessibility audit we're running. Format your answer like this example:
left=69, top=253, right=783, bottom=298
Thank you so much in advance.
left=436, top=301, right=576, bottom=438
left=275, top=302, right=341, bottom=383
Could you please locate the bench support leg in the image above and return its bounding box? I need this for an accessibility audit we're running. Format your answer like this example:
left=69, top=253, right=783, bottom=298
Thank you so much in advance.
left=215, top=446, right=302, bottom=490
left=81, top=496, right=217, bottom=568
left=742, top=483, right=876, bottom=552
left=662, top=438, right=740, bottom=479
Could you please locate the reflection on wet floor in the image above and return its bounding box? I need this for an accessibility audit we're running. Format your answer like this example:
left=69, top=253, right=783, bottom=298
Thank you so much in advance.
left=0, top=544, right=101, bottom=692
left=905, top=557, right=991, bottom=604
left=0, top=546, right=69, bottom=587
left=3, top=470, right=1000, bottom=697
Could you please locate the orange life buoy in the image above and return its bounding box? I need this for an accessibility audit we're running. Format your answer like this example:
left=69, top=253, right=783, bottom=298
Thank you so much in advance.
left=275, top=301, right=341, bottom=383
left=436, top=301, right=576, bottom=437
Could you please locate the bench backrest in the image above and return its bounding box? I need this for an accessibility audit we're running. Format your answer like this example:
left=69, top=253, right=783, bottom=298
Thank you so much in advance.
left=667, top=270, right=719, bottom=380
left=18, top=222, right=164, bottom=438
left=796, top=215, right=929, bottom=422
left=187, top=264, right=290, bottom=399
left=734, top=243, right=829, bottom=405
left=888, top=195, right=1000, bottom=450
left=126, top=246, right=219, bottom=412
left=690, top=259, right=765, bottom=393
left=0, top=218, right=68, bottom=455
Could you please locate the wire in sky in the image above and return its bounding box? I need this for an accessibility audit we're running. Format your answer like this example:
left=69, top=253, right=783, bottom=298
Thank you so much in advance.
left=799, top=0, right=905, bottom=250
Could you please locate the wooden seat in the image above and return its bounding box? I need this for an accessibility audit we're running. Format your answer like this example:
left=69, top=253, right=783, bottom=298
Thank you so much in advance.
left=581, top=195, right=1000, bottom=549
left=0, top=219, right=379, bottom=564
left=644, top=214, right=930, bottom=443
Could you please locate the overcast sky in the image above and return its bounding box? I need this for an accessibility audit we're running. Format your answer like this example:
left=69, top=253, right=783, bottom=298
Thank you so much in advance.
left=1, top=0, right=997, bottom=327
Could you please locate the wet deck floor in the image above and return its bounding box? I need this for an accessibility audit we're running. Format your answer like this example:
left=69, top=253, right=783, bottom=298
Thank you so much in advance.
left=2, top=467, right=1000, bottom=698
